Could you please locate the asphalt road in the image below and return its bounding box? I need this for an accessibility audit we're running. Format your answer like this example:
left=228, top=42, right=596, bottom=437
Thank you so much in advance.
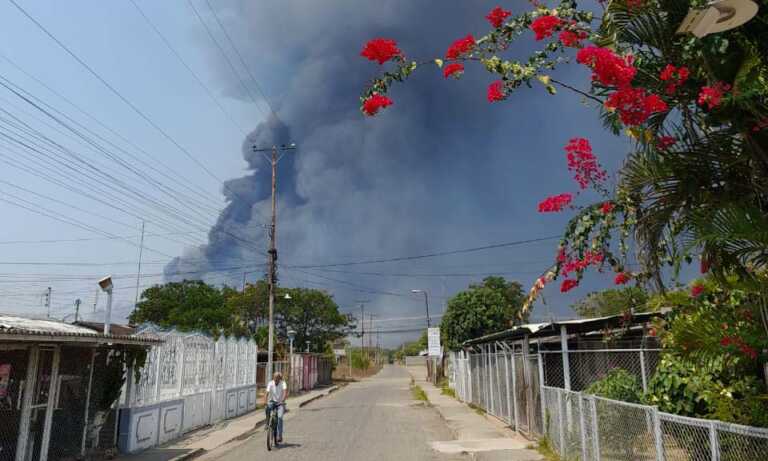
left=201, top=365, right=467, bottom=461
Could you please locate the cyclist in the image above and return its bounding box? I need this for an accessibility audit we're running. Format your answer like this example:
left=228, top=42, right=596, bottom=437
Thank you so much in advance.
left=264, top=372, right=288, bottom=443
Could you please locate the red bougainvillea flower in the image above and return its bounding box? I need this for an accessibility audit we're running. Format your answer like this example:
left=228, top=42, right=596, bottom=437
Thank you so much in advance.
left=740, top=344, right=758, bottom=360
left=614, top=272, right=631, bottom=285
left=559, top=29, right=588, bottom=48
left=538, top=193, right=573, bottom=212
left=659, top=64, right=689, bottom=95
left=690, top=283, right=705, bottom=298
left=626, top=0, right=644, bottom=8
left=752, top=118, right=768, bottom=132
left=605, top=87, right=668, bottom=126
left=360, top=38, right=401, bottom=65
left=530, top=15, right=563, bottom=41
left=443, top=63, right=465, bottom=79
left=362, top=94, right=393, bottom=116
left=720, top=336, right=733, bottom=347
left=648, top=327, right=657, bottom=337
left=601, top=202, right=614, bottom=214
left=700, top=257, right=711, bottom=274
left=560, top=279, right=579, bottom=293
left=487, top=80, right=506, bottom=102
left=656, top=136, right=677, bottom=151
left=565, top=138, right=607, bottom=189
left=486, top=6, right=512, bottom=28
left=446, top=34, right=476, bottom=60
left=576, top=46, right=636, bottom=88
left=557, top=247, right=568, bottom=263
left=560, top=250, right=604, bottom=276
left=698, top=82, right=731, bottom=110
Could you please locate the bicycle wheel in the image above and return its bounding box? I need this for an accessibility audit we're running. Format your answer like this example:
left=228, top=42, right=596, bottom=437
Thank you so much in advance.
left=266, top=418, right=273, bottom=451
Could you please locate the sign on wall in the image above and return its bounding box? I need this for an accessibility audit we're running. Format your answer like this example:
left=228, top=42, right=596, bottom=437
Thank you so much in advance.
left=427, top=328, right=441, bottom=357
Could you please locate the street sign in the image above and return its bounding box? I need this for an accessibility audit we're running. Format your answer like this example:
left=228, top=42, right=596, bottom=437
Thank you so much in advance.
left=427, top=327, right=441, bottom=357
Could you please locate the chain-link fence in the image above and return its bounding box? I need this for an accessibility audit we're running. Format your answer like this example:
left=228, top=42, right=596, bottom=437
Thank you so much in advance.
left=541, top=385, right=768, bottom=461
left=542, top=348, right=661, bottom=392
left=449, top=344, right=768, bottom=460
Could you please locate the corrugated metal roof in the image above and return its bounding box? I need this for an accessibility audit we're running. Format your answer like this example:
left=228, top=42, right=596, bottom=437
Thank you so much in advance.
left=463, top=311, right=666, bottom=346
left=0, top=314, right=162, bottom=346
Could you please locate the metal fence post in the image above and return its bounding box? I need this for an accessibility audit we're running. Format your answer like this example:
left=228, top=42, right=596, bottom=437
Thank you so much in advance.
left=557, top=390, right=565, bottom=455
left=487, top=344, right=495, bottom=415
left=590, top=396, right=601, bottom=461
left=502, top=344, right=513, bottom=426
left=709, top=420, right=720, bottom=461
left=537, top=339, right=546, bottom=434
left=578, top=395, right=588, bottom=461
left=640, top=349, right=648, bottom=393
left=510, top=344, right=519, bottom=430
left=560, top=325, right=571, bottom=391
left=653, top=407, right=664, bottom=461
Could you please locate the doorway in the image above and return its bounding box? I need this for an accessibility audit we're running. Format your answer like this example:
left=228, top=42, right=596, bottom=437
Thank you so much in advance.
left=15, top=346, right=60, bottom=461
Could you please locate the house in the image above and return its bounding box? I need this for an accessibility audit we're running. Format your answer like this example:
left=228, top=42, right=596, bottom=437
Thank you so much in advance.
left=0, top=315, right=160, bottom=461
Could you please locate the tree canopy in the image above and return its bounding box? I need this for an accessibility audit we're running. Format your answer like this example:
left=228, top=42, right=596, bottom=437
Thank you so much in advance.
left=572, top=286, right=649, bottom=318
left=129, top=279, right=352, bottom=350
left=440, top=276, right=526, bottom=350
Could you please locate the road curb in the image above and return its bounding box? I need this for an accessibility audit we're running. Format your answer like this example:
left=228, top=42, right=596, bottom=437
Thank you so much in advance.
left=166, top=447, right=206, bottom=461
left=298, top=385, right=339, bottom=407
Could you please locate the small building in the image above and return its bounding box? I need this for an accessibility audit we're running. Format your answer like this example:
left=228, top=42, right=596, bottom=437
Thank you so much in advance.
left=0, top=315, right=160, bottom=461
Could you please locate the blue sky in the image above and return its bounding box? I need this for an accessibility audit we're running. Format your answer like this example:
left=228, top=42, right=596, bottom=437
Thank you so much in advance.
left=0, top=1, right=688, bottom=346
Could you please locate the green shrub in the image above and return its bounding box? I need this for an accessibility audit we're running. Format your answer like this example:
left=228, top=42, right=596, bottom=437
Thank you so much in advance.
left=585, top=368, right=643, bottom=403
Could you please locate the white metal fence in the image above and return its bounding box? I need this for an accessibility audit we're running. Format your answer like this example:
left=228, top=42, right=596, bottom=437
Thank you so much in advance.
left=126, top=326, right=258, bottom=409
left=449, top=345, right=768, bottom=460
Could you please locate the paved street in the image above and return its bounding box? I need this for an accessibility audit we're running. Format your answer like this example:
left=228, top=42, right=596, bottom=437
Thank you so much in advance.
left=201, top=365, right=468, bottom=461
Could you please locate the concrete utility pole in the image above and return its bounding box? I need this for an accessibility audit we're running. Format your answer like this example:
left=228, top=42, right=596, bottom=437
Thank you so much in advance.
left=44, top=287, right=52, bottom=318
left=252, top=143, right=296, bottom=385
left=133, top=220, right=145, bottom=314
left=74, top=298, right=81, bottom=322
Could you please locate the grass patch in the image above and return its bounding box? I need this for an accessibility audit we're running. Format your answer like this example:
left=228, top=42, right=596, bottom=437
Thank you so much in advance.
left=468, top=403, right=486, bottom=416
left=412, top=385, right=429, bottom=402
left=535, top=437, right=561, bottom=461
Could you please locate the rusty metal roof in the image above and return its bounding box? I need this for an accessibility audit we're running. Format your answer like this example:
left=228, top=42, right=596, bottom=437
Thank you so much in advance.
left=0, top=314, right=162, bottom=346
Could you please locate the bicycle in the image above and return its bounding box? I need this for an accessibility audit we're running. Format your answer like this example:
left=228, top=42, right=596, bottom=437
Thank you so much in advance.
left=265, top=402, right=284, bottom=451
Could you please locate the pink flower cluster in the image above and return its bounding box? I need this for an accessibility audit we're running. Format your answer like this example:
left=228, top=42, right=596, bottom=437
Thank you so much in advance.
left=560, top=250, right=604, bottom=276
left=698, top=82, right=730, bottom=110
left=659, top=64, right=689, bottom=95
left=605, top=87, right=668, bottom=126
left=565, top=138, right=607, bottom=189
left=720, top=335, right=758, bottom=360
left=362, top=94, right=393, bottom=116
left=559, top=29, right=588, bottom=48
left=360, top=38, right=401, bottom=65
left=443, top=63, right=464, bottom=79
left=530, top=15, right=563, bottom=40
left=538, top=193, right=573, bottom=212
left=486, top=6, right=512, bottom=28
left=446, top=35, right=476, bottom=60
left=487, top=80, right=506, bottom=102
left=576, top=46, right=637, bottom=88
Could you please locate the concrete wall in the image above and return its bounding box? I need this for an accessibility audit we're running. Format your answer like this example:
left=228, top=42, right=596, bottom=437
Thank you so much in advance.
left=118, top=384, right=258, bottom=454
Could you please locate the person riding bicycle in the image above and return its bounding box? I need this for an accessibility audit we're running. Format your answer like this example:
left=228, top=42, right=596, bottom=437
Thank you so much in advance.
left=264, top=372, right=288, bottom=443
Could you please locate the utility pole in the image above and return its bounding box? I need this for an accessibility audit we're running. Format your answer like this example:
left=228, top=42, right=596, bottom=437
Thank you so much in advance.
left=44, top=287, right=52, bottom=318
left=360, top=303, right=365, bottom=364
left=92, top=288, right=99, bottom=313
left=252, top=143, right=296, bottom=385
left=74, top=298, right=81, bottom=323
left=133, top=220, right=145, bottom=313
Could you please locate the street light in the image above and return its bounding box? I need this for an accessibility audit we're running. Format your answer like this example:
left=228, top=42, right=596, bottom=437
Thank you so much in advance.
left=677, top=0, right=758, bottom=38
left=287, top=329, right=296, bottom=387
left=411, top=289, right=431, bottom=328
left=98, top=276, right=113, bottom=335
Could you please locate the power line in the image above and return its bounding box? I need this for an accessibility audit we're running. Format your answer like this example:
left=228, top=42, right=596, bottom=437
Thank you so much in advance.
left=6, top=0, right=266, bottom=225
left=186, top=0, right=269, bottom=119
left=127, top=0, right=249, bottom=136
left=285, top=236, right=561, bottom=269
left=202, top=0, right=281, bottom=122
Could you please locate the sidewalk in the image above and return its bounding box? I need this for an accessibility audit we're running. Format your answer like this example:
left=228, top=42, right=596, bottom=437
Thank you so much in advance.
left=405, top=366, right=542, bottom=461
left=118, top=385, right=340, bottom=461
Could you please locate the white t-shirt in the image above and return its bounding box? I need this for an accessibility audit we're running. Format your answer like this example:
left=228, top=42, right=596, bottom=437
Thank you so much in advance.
left=266, top=380, right=287, bottom=403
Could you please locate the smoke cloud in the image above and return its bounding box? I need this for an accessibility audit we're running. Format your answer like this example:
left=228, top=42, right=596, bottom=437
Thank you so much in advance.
left=165, top=0, right=631, bottom=345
